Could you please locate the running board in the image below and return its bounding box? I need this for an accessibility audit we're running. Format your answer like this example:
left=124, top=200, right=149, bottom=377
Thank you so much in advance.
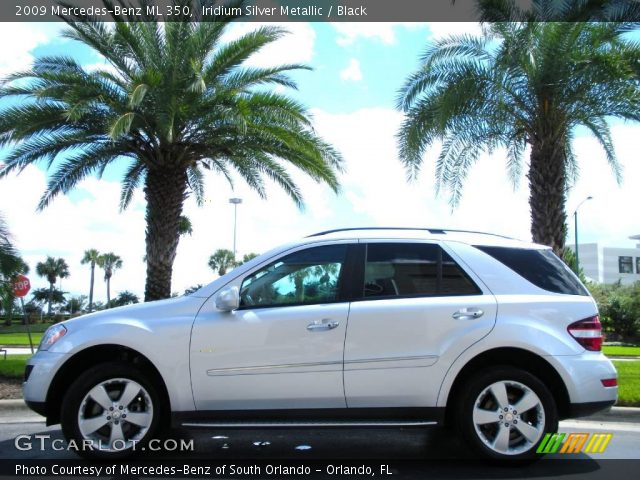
left=171, top=407, right=446, bottom=429
left=180, top=420, right=438, bottom=428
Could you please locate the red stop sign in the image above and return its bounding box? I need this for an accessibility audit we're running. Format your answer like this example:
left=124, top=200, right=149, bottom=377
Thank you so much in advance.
left=12, top=274, right=31, bottom=298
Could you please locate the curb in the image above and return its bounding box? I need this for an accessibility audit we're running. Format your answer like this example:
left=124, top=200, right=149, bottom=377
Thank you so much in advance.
left=580, top=406, right=640, bottom=424
left=0, top=400, right=639, bottom=424
left=0, top=400, right=44, bottom=424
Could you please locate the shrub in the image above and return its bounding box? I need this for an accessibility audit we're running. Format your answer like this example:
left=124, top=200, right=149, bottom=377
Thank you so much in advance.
left=588, top=282, right=640, bottom=341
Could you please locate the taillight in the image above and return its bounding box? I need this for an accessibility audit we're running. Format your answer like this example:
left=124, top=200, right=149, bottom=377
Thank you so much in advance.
left=567, top=316, right=603, bottom=351
left=601, top=378, right=617, bottom=387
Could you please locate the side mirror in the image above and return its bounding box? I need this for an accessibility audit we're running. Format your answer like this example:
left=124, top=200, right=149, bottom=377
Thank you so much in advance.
left=215, top=286, right=240, bottom=311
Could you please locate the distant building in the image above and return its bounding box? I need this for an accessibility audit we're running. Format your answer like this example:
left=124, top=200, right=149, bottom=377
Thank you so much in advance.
left=570, top=235, right=640, bottom=285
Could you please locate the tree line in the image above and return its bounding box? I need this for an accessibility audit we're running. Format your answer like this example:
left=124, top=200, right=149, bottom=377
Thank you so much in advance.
left=0, top=236, right=130, bottom=324
left=1, top=217, right=260, bottom=323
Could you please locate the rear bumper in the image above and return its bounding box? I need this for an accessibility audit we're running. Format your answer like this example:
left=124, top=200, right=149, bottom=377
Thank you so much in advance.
left=567, top=400, right=616, bottom=418
left=548, top=352, right=618, bottom=406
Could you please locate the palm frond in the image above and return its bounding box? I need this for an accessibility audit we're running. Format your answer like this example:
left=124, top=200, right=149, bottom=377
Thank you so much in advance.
left=397, top=17, right=640, bottom=207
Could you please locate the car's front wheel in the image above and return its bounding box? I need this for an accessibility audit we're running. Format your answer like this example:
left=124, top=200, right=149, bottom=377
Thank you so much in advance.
left=61, top=362, right=161, bottom=459
left=457, top=366, right=558, bottom=461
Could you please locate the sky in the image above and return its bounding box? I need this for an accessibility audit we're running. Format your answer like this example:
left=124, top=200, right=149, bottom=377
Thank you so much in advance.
left=1, top=21, right=639, bottom=304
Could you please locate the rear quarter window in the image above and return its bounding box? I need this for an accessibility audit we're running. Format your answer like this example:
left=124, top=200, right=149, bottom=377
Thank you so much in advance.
left=475, top=246, right=589, bottom=296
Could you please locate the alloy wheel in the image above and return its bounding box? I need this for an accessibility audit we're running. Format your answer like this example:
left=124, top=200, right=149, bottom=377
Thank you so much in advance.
left=472, top=380, right=545, bottom=456
left=77, top=378, right=153, bottom=452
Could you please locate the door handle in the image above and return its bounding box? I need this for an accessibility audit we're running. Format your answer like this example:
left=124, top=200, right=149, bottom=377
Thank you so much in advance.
left=452, top=308, right=484, bottom=320
left=307, top=319, right=339, bottom=332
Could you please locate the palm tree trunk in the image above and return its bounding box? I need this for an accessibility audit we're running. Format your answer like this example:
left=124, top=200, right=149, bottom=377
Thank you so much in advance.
left=47, top=282, right=53, bottom=317
left=106, top=276, right=111, bottom=308
left=528, top=138, right=567, bottom=256
left=144, top=167, right=188, bottom=301
left=3, top=297, right=12, bottom=326
left=89, top=263, right=95, bottom=312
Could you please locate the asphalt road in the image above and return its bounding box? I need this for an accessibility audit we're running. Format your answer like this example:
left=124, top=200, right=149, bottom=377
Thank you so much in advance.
left=0, top=419, right=639, bottom=478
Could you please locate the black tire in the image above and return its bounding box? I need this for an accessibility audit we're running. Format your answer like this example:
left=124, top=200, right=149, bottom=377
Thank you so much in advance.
left=456, top=366, right=558, bottom=461
left=61, top=362, right=161, bottom=459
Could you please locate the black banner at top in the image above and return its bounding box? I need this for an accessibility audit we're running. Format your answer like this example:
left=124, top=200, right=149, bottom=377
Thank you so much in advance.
left=3, top=0, right=640, bottom=23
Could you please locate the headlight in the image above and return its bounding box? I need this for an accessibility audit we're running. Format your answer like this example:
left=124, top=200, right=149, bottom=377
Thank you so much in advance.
left=38, top=324, right=67, bottom=351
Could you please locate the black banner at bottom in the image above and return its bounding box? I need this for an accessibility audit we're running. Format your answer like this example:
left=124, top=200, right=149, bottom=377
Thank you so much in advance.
left=1, top=459, right=640, bottom=479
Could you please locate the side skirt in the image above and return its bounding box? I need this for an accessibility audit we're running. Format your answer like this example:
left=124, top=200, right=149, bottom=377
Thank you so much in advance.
left=171, top=407, right=445, bottom=429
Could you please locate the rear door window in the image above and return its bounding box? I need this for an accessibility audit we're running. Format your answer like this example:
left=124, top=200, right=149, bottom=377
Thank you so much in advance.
left=362, top=243, right=481, bottom=299
left=475, top=246, right=588, bottom=296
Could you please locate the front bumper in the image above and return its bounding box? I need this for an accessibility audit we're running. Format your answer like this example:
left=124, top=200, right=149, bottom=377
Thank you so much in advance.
left=24, top=399, right=48, bottom=418
left=22, top=350, right=68, bottom=406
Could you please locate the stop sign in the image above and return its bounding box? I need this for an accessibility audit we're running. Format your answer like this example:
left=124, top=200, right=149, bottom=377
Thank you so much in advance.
left=12, top=274, right=31, bottom=298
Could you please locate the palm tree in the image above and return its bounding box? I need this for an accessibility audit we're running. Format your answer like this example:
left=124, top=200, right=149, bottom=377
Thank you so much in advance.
left=0, top=212, right=21, bottom=276
left=184, top=284, right=204, bottom=295
left=97, top=253, right=122, bottom=308
left=0, top=1, right=342, bottom=302
left=35, top=257, right=70, bottom=317
left=178, top=216, right=193, bottom=237
left=80, top=249, right=100, bottom=313
left=31, top=287, right=66, bottom=312
left=63, top=295, right=88, bottom=315
left=208, top=249, right=236, bottom=276
left=0, top=215, right=29, bottom=325
left=397, top=19, right=640, bottom=254
left=0, top=257, right=29, bottom=326
left=112, top=290, right=139, bottom=307
left=241, top=252, right=259, bottom=264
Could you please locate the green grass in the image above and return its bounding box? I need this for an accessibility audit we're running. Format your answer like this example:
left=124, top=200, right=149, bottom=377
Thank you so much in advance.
left=0, top=333, right=42, bottom=346
left=612, top=361, right=640, bottom=407
left=0, top=354, right=31, bottom=379
left=603, top=345, right=640, bottom=357
left=0, top=322, right=52, bottom=334
left=0, top=323, right=49, bottom=346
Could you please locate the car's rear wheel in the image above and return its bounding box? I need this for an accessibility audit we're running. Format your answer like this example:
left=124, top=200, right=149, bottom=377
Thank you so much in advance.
left=61, top=362, right=161, bottom=459
left=457, top=366, right=558, bottom=461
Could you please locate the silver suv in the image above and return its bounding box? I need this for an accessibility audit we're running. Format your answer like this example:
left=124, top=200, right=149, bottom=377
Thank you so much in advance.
left=24, top=228, right=617, bottom=460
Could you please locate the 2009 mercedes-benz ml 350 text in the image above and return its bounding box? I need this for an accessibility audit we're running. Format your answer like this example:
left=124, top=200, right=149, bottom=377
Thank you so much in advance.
left=24, top=228, right=617, bottom=460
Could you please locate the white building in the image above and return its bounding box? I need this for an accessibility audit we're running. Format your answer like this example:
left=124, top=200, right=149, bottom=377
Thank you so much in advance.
left=572, top=235, right=640, bottom=285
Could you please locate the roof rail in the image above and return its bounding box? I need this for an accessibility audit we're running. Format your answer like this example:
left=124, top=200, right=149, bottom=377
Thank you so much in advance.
left=306, top=227, right=515, bottom=240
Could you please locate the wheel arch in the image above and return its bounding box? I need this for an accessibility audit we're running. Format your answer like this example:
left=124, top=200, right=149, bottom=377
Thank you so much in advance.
left=443, top=347, right=571, bottom=425
left=45, top=344, right=171, bottom=426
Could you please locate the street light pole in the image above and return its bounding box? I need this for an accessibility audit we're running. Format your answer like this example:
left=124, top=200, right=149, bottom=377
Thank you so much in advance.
left=573, top=195, right=593, bottom=274
left=229, top=197, right=242, bottom=260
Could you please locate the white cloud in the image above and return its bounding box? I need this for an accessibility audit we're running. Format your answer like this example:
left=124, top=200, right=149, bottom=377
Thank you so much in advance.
left=566, top=126, right=640, bottom=248
left=0, top=23, right=62, bottom=80
left=332, top=22, right=425, bottom=46
left=83, top=60, right=120, bottom=77
left=311, top=108, right=532, bottom=241
left=221, top=22, right=316, bottom=67
left=339, top=58, right=362, bottom=82
left=1, top=166, right=148, bottom=302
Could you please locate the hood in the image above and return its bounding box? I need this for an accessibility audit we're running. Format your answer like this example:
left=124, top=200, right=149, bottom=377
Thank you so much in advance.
left=59, top=295, right=205, bottom=331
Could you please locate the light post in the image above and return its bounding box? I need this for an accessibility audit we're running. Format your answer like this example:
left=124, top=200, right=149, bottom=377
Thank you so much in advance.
left=573, top=195, right=593, bottom=274
left=229, top=197, right=242, bottom=260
